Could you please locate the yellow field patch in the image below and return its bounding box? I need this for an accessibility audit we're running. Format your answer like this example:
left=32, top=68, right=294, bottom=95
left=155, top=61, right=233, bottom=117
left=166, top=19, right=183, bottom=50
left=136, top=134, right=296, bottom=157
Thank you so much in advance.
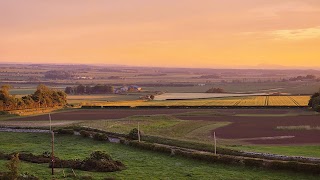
left=84, top=95, right=310, bottom=107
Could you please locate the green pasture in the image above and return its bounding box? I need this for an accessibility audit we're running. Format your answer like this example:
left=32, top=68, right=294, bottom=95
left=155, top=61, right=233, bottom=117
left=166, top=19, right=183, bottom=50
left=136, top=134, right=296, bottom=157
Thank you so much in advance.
left=0, top=132, right=319, bottom=180
left=80, top=115, right=230, bottom=143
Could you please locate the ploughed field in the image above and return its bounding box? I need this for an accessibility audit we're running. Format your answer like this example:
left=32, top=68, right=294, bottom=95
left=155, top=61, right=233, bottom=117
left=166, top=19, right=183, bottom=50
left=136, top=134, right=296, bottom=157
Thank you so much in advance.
left=5, top=108, right=320, bottom=145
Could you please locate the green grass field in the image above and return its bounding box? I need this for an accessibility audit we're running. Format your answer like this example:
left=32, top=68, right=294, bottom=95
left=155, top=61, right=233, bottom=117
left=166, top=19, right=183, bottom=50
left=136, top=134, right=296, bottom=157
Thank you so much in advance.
left=80, top=115, right=231, bottom=143
left=0, top=132, right=319, bottom=180
left=227, top=145, right=320, bottom=158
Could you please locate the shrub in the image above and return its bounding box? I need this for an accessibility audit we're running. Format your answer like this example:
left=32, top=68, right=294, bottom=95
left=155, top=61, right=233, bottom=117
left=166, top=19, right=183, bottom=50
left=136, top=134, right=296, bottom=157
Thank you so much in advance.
left=90, top=151, right=111, bottom=161
left=80, top=151, right=125, bottom=172
left=18, top=153, right=50, bottom=163
left=93, top=133, right=108, bottom=141
left=42, top=151, right=51, bottom=158
left=119, top=138, right=127, bottom=144
left=56, top=129, right=74, bottom=135
left=0, top=152, right=9, bottom=160
left=80, top=130, right=91, bottom=138
left=128, top=128, right=143, bottom=140
left=6, top=153, right=20, bottom=180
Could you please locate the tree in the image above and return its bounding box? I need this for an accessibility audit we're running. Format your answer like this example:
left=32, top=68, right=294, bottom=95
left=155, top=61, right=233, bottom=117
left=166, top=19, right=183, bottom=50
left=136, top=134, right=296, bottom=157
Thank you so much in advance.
left=309, top=92, right=320, bottom=111
left=150, top=95, right=155, bottom=100
left=6, top=153, right=20, bottom=179
left=0, top=84, right=67, bottom=111
left=76, top=84, right=85, bottom=94
left=64, top=86, right=74, bottom=94
left=0, top=84, right=12, bottom=101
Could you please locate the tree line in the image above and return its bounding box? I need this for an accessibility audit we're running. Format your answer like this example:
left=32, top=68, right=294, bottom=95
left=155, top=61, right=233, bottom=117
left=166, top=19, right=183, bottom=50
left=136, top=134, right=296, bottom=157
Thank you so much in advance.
left=0, top=84, right=67, bottom=111
left=65, top=84, right=114, bottom=94
left=206, top=87, right=226, bottom=93
left=44, top=70, right=74, bottom=79
left=309, top=91, right=320, bottom=112
left=289, top=75, right=318, bottom=81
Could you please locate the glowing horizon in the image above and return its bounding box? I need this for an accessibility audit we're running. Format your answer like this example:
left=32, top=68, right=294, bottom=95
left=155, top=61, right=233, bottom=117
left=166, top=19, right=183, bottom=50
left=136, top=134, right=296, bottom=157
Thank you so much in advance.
left=1, top=0, right=320, bottom=68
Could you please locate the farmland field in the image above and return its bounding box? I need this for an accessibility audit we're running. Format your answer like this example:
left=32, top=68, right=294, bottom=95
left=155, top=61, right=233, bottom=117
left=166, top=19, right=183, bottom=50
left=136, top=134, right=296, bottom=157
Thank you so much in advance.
left=4, top=108, right=320, bottom=145
left=85, top=95, right=310, bottom=107
left=1, top=132, right=318, bottom=180
left=153, top=92, right=267, bottom=100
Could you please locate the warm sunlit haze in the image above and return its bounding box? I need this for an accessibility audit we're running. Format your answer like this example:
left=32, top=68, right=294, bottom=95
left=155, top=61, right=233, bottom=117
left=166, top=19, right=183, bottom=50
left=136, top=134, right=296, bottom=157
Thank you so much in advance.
left=1, top=0, right=320, bottom=68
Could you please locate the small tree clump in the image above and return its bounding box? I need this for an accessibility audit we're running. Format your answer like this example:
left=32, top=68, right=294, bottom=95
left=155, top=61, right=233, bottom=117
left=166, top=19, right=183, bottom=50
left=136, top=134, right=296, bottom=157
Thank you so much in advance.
left=56, top=129, right=74, bottom=135
left=128, top=128, right=144, bottom=140
left=308, top=92, right=320, bottom=112
left=93, top=133, right=108, bottom=141
left=6, top=153, right=20, bottom=180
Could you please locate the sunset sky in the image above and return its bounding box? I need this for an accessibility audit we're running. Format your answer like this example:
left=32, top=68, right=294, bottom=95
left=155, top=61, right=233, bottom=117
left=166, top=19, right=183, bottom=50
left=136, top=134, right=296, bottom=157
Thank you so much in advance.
left=1, top=0, right=320, bottom=68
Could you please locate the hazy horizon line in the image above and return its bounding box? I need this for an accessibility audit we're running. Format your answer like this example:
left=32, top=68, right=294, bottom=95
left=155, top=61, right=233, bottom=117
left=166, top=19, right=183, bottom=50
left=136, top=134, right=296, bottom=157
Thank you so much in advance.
left=0, top=61, right=319, bottom=71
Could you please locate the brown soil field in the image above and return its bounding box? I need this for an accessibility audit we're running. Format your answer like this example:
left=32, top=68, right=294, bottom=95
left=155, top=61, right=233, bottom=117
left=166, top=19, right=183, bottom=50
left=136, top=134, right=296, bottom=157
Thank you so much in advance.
left=8, top=109, right=203, bottom=121
left=6, top=108, right=320, bottom=145
left=177, top=114, right=320, bottom=144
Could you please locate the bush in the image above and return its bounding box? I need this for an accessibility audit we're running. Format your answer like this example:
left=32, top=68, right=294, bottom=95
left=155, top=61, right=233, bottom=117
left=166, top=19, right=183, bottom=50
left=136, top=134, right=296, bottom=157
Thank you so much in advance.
left=56, top=129, right=74, bottom=135
left=0, top=152, right=9, bottom=160
left=93, top=133, right=108, bottom=141
left=18, top=153, right=50, bottom=163
left=80, top=130, right=91, bottom=138
left=80, top=151, right=125, bottom=172
left=6, top=153, right=20, bottom=180
left=119, top=138, right=127, bottom=144
left=90, top=151, right=112, bottom=161
left=128, top=128, right=143, bottom=140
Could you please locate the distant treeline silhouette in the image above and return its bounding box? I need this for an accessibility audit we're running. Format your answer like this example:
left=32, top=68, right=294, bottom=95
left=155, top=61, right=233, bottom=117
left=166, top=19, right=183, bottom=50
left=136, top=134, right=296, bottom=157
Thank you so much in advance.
left=44, top=70, right=74, bottom=79
left=206, top=87, right=226, bottom=93
left=65, top=84, right=114, bottom=94
left=0, top=84, right=67, bottom=111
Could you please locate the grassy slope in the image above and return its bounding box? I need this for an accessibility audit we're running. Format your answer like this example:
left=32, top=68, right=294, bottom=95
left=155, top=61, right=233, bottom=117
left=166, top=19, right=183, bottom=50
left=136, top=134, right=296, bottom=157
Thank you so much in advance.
left=0, top=132, right=319, bottom=180
left=80, top=115, right=229, bottom=142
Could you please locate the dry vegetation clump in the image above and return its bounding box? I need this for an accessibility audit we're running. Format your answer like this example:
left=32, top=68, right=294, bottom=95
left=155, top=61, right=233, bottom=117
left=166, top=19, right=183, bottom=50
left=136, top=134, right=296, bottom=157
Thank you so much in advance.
left=52, top=151, right=125, bottom=172
left=0, top=153, right=39, bottom=180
